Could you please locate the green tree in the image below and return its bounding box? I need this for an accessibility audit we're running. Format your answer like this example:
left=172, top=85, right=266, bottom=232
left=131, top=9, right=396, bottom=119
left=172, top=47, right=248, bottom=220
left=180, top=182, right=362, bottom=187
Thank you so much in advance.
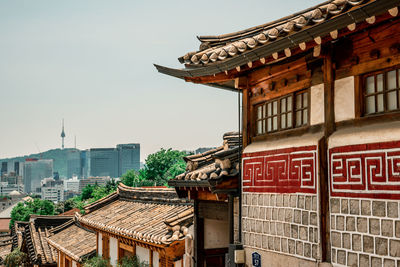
left=117, top=255, right=148, bottom=267
left=83, top=256, right=110, bottom=267
left=4, top=248, right=27, bottom=267
left=81, top=185, right=94, bottom=201
left=10, top=199, right=55, bottom=227
left=64, top=198, right=77, bottom=212
left=144, top=148, right=186, bottom=185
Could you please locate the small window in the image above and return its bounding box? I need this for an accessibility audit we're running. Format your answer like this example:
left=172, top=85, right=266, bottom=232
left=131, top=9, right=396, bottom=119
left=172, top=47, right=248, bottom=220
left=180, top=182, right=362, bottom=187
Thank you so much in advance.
left=364, top=68, right=400, bottom=115
left=256, top=89, right=309, bottom=135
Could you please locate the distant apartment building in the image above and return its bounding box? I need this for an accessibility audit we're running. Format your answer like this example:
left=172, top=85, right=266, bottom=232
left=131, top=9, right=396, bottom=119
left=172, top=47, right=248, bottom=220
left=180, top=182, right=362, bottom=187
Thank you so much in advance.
left=1, top=172, right=22, bottom=185
left=117, top=143, right=140, bottom=176
left=0, top=182, right=24, bottom=196
left=23, top=159, right=53, bottom=193
left=79, top=176, right=110, bottom=192
left=64, top=176, right=80, bottom=192
left=40, top=177, right=64, bottom=203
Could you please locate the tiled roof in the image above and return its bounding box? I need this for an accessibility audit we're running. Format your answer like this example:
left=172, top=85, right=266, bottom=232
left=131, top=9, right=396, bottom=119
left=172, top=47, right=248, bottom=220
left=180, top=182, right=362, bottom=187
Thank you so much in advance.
left=155, top=0, right=400, bottom=81
left=180, top=0, right=370, bottom=66
left=77, top=184, right=193, bottom=246
left=11, top=221, right=28, bottom=250
left=46, top=220, right=96, bottom=263
left=0, top=236, right=12, bottom=264
left=25, top=215, right=74, bottom=265
left=169, top=132, right=241, bottom=187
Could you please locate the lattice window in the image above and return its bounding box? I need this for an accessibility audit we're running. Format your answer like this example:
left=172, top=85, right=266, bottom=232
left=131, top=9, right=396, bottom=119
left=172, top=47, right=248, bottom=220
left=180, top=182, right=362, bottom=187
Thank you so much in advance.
left=364, top=67, right=400, bottom=115
left=256, top=89, right=309, bottom=135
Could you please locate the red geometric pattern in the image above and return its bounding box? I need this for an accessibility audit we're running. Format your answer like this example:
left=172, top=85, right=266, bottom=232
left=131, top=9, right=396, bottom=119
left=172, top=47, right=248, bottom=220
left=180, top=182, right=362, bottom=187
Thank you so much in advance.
left=242, top=146, right=317, bottom=193
left=329, top=141, right=400, bottom=199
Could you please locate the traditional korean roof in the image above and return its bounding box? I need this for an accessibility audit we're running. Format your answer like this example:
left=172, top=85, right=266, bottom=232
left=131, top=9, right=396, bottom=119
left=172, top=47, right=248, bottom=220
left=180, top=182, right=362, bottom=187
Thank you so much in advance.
left=77, top=184, right=193, bottom=246
left=24, top=215, right=74, bottom=265
left=168, top=132, right=241, bottom=190
left=0, top=235, right=12, bottom=264
left=46, top=219, right=96, bottom=263
left=11, top=221, right=28, bottom=250
left=154, top=0, right=400, bottom=86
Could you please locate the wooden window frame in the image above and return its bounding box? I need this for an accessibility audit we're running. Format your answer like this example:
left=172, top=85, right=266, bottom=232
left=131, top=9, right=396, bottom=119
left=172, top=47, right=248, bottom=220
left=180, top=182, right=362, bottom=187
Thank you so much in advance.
left=254, top=88, right=310, bottom=136
left=361, top=66, right=400, bottom=116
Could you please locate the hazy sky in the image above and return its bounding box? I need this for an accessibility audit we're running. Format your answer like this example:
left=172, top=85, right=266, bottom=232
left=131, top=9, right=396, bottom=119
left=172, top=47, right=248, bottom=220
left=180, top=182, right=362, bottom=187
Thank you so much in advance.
left=0, top=0, right=320, bottom=160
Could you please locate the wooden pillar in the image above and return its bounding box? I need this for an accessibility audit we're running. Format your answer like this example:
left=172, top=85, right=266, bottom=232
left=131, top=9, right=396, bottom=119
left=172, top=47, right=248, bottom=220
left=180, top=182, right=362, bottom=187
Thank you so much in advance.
left=242, top=89, right=250, bottom=147
left=228, top=194, right=234, bottom=244
left=323, top=49, right=336, bottom=136
left=149, top=250, right=153, bottom=267
left=320, top=48, right=336, bottom=262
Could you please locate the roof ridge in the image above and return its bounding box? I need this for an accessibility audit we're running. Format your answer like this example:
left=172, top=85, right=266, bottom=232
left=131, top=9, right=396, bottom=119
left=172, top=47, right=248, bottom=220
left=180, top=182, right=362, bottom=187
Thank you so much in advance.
left=197, top=0, right=333, bottom=44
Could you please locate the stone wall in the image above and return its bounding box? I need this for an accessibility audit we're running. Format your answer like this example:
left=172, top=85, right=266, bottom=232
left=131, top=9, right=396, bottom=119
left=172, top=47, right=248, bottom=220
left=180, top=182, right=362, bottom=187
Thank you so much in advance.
left=242, top=192, right=320, bottom=261
left=328, top=137, right=400, bottom=266
left=330, top=197, right=400, bottom=266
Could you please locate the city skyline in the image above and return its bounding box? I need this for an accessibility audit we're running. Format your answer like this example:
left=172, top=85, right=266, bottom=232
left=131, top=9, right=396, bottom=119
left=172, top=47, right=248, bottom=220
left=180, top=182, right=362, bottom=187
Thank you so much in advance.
left=0, top=0, right=320, bottom=160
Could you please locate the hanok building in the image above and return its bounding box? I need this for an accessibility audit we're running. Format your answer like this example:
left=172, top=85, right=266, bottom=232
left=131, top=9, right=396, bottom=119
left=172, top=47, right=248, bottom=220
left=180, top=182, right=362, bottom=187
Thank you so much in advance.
left=11, top=221, right=28, bottom=252
left=168, top=132, right=242, bottom=266
left=0, top=234, right=12, bottom=265
left=155, top=0, right=400, bottom=266
left=46, top=219, right=96, bottom=267
left=22, top=215, right=74, bottom=267
left=77, top=184, right=194, bottom=267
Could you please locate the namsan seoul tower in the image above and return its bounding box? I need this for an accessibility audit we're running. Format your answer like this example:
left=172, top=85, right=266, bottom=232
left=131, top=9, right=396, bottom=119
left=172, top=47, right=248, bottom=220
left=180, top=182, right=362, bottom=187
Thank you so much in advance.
left=61, top=119, right=66, bottom=149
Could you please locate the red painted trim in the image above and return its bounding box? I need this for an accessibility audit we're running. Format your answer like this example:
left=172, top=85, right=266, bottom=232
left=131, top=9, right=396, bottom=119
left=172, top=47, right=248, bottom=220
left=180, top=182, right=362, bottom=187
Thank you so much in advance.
left=329, top=140, right=400, bottom=199
left=242, top=145, right=318, bottom=194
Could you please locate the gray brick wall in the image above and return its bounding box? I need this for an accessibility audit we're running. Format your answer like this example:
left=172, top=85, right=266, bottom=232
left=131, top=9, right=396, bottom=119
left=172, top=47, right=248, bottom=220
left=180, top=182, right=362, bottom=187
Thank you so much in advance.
left=242, top=192, right=320, bottom=261
left=330, top=197, right=400, bottom=266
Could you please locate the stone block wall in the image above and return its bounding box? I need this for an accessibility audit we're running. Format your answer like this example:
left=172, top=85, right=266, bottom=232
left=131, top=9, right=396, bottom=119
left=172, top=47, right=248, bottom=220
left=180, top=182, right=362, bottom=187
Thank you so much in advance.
left=330, top=197, right=400, bottom=266
left=329, top=140, right=400, bottom=266
left=242, top=192, right=320, bottom=261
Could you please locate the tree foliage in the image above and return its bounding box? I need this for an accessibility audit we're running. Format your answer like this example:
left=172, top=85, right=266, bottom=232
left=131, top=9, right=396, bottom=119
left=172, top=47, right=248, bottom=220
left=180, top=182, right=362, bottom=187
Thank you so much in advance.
left=10, top=198, right=54, bottom=226
left=117, top=256, right=148, bottom=267
left=83, top=256, right=110, bottom=267
left=142, top=148, right=186, bottom=185
left=4, top=248, right=27, bottom=267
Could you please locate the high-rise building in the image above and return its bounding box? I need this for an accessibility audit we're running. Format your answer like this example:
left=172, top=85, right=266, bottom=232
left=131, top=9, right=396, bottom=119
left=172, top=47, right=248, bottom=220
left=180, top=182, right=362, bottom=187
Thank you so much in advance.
left=87, top=148, right=118, bottom=177
left=117, top=143, right=140, bottom=176
left=67, top=149, right=81, bottom=178
left=0, top=162, right=7, bottom=176
left=23, top=159, right=53, bottom=193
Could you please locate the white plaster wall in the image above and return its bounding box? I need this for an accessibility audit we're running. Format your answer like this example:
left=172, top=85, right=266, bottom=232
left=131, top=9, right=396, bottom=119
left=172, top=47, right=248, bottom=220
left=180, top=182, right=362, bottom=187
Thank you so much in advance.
left=98, top=233, right=102, bottom=256
left=328, top=120, right=400, bottom=148
left=243, top=131, right=323, bottom=154
left=310, top=83, right=324, bottom=125
left=152, top=251, right=159, bottom=267
left=136, top=245, right=150, bottom=264
left=204, top=218, right=229, bottom=249
left=334, top=76, right=355, bottom=122
left=109, top=237, right=118, bottom=267
left=72, top=261, right=77, bottom=267
left=174, top=259, right=182, bottom=267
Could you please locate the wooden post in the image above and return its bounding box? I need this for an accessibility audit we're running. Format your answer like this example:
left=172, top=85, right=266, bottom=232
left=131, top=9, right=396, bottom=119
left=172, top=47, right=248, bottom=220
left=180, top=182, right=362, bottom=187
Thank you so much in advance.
left=320, top=47, right=336, bottom=262
left=318, top=137, right=330, bottom=262
left=323, top=49, right=336, bottom=136
left=149, top=250, right=153, bottom=267
left=228, top=194, right=234, bottom=244
left=354, top=75, right=363, bottom=118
